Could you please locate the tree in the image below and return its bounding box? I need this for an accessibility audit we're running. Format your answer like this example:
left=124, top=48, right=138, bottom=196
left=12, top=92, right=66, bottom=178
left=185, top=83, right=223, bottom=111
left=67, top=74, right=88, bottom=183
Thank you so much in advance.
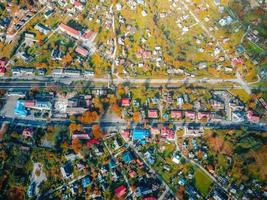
left=92, top=125, right=103, bottom=139
left=80, top=111, right=99, bottom=123
left=132, top=112, right=140, bottom=122
left=72, top=138, right=81, bottom=154
left=111, top=104, right=121, bottom=116
left=69, top=123, right=82, bottom=134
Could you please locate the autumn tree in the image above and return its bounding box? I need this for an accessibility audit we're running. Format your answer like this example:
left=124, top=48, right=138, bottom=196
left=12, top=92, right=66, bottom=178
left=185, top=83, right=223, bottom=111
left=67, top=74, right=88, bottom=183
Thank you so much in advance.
left=111, top=104, right=121, bottom=116
left=80, top=111, right=99, bottom=123
left=69, top=123, right=82, bottom=134
left=132, top=112, right=140, bottom=122
left=92, top=125, right=103, bottom=139
left=72, top=138, right=82, bottom=154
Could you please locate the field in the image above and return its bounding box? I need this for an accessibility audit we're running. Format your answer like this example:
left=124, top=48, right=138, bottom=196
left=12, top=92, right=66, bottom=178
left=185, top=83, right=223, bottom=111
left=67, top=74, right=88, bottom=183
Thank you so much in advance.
left=194, top=168, right=213, bottom=196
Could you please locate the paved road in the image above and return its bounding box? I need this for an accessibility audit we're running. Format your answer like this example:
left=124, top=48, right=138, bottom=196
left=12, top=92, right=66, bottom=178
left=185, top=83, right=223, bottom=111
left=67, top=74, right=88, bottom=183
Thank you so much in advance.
left=1, top=117, right=266, bottom=131
left=0, top=76, right=263, bottom=91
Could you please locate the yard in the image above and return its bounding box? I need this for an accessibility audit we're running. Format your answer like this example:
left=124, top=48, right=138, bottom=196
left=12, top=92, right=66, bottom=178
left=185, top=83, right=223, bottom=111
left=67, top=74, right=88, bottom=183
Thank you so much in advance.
left=194, top=168, right=213, bottom=196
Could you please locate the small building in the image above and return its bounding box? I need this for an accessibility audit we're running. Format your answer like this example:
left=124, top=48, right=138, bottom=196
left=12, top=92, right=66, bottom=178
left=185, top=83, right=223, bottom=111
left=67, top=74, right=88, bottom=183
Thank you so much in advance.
left=60, top=161, right=73, bottom=179
left=52, top=68, right=64, bottom=77
left=115, top=185, right=127, bottom=198
left=147, top=109, right=158, bottom=119
left=82, top=176, right=91, bottom=188
left=34, top=23, right=51, bottom=35
left=75, top=46, right=89, bottom=57
left=15, top=100, right=28, bottom=117
left=121, top=98, right=130, bottom=106
left=84, top=70, right=95, bottom=77
left=121, top=151, right=134, bottom=164
left=247, top=110, right=260, bottom=123
left=132, top=129, right=150, bottom=140
left=63, top=68, right=81, bottom=77
left=58, top=23, right=80, bottom=39
left=185, top=111, right=196, bottom=120
left=171, top=110, right=182, bottom=119
left=197, top=112, right=210, bottom=120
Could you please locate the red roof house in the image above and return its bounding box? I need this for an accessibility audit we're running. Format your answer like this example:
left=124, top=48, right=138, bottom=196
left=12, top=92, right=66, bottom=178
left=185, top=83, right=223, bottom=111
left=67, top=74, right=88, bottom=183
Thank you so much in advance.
left=24, top=100, right=36, bottom=108
left=161, top=127, right=175, bottom=141
left=121, top=98, right=130, bottom=106
left=59, top=23, right=80, bottom=39
left=171, top=110, right=182, bottom=119
left=86, top=138, right=100, bottom=147
left=122, top=129, right=130, bottom=139
left=148, top=110, right=158, bottom=119
left=185, top=111, right=196, bottom=120
left=81, top=30, right=96, bottom=42
left=197, top=112, right=210, bottom=120
left=115, top=185, right=127, bottom=198
left=75, top=46, right=89, bottom=57
left=247, top=110, right=260, bottom=123
left=0, top=59, right=6, bottom=75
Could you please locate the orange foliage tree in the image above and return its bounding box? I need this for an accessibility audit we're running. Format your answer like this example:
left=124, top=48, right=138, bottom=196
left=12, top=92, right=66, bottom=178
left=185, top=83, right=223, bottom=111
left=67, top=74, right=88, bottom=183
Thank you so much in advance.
left=111, top=104, right=121, bottom=116
left=132, top=112, right=140, bottom=122
left=69, top=123, right=82, bottom=134
left=80, top=111, right=99, bottom=123
left=72, top=138, right=82, bottom=154
left=92, top=125, right=103, bottom=139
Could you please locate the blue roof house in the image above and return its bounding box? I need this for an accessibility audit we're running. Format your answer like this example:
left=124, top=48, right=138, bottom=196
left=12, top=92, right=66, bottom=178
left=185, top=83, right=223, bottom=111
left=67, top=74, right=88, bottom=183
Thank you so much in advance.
left=122, top=151, right=134, bottom=164
left=132, top=129, right=150, bottom=140
left=15, top=100, right=27, bottom=117
left=82, top=176, right=91, bottom=188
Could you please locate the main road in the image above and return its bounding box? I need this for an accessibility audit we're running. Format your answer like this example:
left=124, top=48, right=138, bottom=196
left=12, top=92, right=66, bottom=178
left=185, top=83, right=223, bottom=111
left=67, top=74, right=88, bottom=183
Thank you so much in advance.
left=0, top=76, right=265, bottom=91
left=1, top=117, right=266, bottom=131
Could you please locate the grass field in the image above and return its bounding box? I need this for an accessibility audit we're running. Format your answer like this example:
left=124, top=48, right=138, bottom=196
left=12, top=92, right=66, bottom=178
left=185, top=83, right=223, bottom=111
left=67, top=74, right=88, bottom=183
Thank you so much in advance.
left=228, top=89, right=250, bottom=103
left=194, top=168, right=213, bottom=196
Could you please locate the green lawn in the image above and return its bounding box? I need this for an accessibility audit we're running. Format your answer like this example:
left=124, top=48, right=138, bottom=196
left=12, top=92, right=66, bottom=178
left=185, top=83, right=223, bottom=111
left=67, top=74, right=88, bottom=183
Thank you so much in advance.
left=194, top=168, right=213, bottom=196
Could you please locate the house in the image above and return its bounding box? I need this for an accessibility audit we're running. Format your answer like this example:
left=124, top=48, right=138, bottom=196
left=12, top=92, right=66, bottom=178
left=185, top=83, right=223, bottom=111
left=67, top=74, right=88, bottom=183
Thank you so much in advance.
left=209, top=97, right=225, bottom=110
left=150, top=127, right=160, bottom=135
left=121, top=151, right=134, bottom=164
left=147, top=109, right=158, bottom=119
left=121, top=98, right=130, bottom=106
left=44, top=9, right=54, bottom=18
left=171, top=110, right=182, bottom=119
left=84, top=70, right=95, bottom=77
left=0, top=58, right=6, bottom=76
left=52, top=68, right=64, bottom=77
left=247, top=110, right=260, bottom=123
left=229, top=98, right=245, bottom=111
left=132, top=129, right=150, bottom=140
left=75, top=46, right=89, bottom=57
left=122, top=129, right=130, bottom=140
left=34, top=23, right=51, bottom=35
left=161, top=127, right=175, bottom=141
left=185, top=111, right=196, bottom=120
left=59, top=23, right=80, bottom=39
left=82, top=176, right=91, bottom=188
left=81, top=30, right=97, bottom=42
left=37, top=68, right=46, bottom=76
left=231, top=110, right=245, bottom=122
left=86, top=138, right=100, bottom=147
left=63, top=68, right=81, bottom=77
left=72, top=133, right=90, bottom=140
left=197, top=112, right=210, bottom=120
left=198, top=62, right=208, bottom=70
left=51, top=49, right=64, bottom=60
left=172, top=153, right=181, bottom=164
left=73, top=0, right=84, bottom=11
left=115, top=185, right=127, bottom=198
left=235, top=44, right=245, bottom=54
left=22, top=128, right=33, bottom=138
left=15, top=100, right=28, bottom=117
left=60, top=161, right=73, bottom=179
